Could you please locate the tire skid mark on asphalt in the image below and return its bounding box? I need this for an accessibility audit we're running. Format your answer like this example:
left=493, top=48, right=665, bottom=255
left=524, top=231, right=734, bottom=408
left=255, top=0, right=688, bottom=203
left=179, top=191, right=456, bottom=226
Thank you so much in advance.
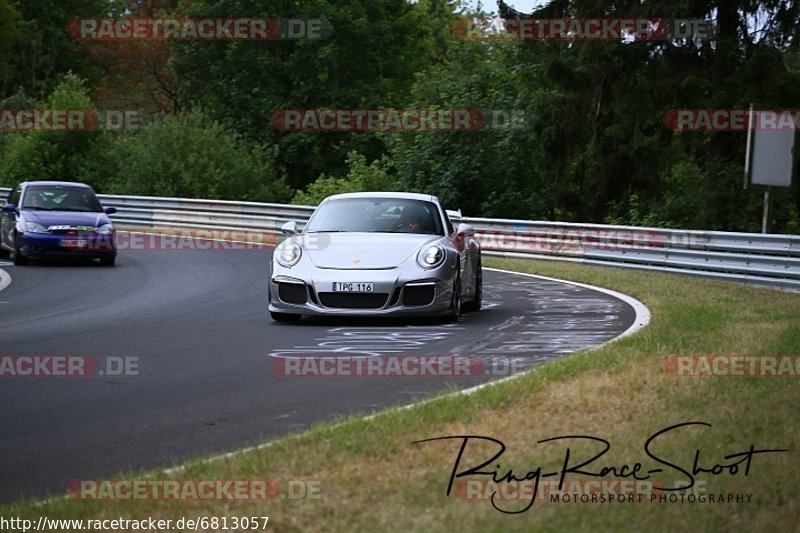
left=481, top=312, right=624, bottom=360
left=166, top=271, right=649, bottom=486
left=20, top=267, right=647, bottom=502
left=269, top=324, right=465, bottom=358
left=176, top=270, right=648, bottom=480
left=457, top=277, right=629, bottom=369
left=267, top=273, right=632, bottom=377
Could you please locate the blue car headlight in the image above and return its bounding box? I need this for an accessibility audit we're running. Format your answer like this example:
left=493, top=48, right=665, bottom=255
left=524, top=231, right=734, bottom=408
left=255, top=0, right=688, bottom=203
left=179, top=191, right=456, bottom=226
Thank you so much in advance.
left=24, top=222, right=49, bottom=233
left=417, top=244, right=445, bottom=269
left=276, top=241, right=302, bottom=267
left=95, top=224, right=114, bottom=235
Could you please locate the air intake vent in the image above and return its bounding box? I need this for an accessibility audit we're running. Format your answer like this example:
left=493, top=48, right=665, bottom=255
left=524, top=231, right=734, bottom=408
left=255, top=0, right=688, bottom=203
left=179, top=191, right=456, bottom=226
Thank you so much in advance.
left=278, top=283, right=307, bottom=304
left=402, top=285, right=435, bottom=306
left=318, top=292, right=389, bottom=309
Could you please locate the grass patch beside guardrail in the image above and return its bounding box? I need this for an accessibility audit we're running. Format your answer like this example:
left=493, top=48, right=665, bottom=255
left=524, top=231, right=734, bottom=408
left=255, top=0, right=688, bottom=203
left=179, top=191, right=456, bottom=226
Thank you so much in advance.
left=3, top=258, right=799, bottom=531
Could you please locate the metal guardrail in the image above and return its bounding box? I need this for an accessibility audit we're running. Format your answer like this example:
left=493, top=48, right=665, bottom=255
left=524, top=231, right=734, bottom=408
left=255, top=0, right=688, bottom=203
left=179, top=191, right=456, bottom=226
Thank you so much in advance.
left=1, top=187, right=799, bottom=290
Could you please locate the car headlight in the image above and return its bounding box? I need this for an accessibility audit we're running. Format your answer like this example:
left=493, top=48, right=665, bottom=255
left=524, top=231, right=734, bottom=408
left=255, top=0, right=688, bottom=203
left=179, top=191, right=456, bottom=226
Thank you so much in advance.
left=276, top=241, right=302, bottom=267
left=95, top=224, right=114, bottom=235
left=417, top=244, right=445, bottom=269
left=24, top=222, right=48, bottom=233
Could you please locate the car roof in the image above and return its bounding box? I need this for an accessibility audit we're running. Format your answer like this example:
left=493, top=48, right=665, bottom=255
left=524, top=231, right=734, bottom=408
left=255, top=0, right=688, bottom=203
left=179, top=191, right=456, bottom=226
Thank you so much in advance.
left=325, top=191, right=438, bottom=203
left=22, top=181, right=92, bottom=188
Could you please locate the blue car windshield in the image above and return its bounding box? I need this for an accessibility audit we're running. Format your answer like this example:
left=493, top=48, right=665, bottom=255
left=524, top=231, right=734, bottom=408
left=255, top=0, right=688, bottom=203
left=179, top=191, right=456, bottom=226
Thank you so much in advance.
left=304, top=198, right=444, bottom=235
left=21, top=186, right=103, bottom=212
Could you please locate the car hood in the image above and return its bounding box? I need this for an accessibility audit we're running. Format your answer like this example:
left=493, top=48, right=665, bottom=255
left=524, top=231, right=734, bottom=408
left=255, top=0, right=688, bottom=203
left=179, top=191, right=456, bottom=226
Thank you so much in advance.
left=302, top=232, right=442, bottom=269
left=23, top=210, right=110, bottom=228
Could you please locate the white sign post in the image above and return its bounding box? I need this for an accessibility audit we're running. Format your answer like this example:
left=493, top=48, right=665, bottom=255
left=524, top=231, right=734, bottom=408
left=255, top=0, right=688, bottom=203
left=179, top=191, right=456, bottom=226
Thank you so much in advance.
left=744, top=107, right=796, bottom=233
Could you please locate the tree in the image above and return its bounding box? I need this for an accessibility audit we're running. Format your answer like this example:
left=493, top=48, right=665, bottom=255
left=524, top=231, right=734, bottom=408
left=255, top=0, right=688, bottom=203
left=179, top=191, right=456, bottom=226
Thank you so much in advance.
left=172, top=0, right=458, bottom=190
left=84, top=111, right=292, bottom=202
left=0, top=74, right=101, bottom=187
left=1, top=0, right=110, bottom=99
left=293, top=151, right=398, bottom=205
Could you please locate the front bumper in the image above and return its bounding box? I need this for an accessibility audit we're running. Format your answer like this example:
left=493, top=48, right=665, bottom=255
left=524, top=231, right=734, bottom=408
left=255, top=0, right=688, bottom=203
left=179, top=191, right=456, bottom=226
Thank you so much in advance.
left=268, top=263, right=455, bottom=317
left=18, top=232, right=117, bottom=259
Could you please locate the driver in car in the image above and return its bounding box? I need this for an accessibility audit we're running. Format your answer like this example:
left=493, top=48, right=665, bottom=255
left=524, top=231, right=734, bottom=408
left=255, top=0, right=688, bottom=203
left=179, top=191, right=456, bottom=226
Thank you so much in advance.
left=399, top=204, right=432, bottom=232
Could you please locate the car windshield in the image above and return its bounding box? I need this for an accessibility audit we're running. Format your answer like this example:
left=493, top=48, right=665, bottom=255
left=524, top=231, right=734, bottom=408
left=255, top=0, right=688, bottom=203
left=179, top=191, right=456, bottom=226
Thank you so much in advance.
left=304, top=198, right=444, bottom=235
left=21, top=186, right=103, bottom=212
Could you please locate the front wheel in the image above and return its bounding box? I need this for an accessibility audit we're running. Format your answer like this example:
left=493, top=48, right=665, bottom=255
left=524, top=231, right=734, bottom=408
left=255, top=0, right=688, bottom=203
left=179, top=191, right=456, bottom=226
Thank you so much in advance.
left=463, top=258, right=482, bottom=312
left=13, top=231, right=27, bottom=266
left=446, top=272, right=461, bottom=322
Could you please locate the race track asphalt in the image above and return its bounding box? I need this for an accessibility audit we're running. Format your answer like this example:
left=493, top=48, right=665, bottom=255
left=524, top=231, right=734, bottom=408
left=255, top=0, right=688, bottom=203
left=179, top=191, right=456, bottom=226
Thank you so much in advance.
left=0, top=245, right=638, bottom=503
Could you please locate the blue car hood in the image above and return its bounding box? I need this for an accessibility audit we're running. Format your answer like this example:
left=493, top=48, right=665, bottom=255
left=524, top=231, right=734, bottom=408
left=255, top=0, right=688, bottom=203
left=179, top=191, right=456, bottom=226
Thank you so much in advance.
left=24, top=210, right=110, bottom=228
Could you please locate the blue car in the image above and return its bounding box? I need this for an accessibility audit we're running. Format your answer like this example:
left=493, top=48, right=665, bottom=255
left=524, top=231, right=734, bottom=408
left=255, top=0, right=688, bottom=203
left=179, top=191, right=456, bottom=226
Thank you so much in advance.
left=0, top=181, right=118, bottom=266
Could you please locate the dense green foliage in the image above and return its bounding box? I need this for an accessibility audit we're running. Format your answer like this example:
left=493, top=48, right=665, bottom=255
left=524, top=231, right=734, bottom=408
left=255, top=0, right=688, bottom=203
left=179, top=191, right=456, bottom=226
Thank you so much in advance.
left=1, top=0, right=799, bottom=232
left=293, top=151, right=399, bottom=205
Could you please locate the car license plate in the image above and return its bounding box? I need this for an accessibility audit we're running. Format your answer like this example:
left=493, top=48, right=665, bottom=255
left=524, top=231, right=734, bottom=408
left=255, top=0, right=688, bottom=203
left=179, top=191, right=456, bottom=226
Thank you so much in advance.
left=332, top=282, right=374, bottom=292
left=62, top=239, right=88, bottom=249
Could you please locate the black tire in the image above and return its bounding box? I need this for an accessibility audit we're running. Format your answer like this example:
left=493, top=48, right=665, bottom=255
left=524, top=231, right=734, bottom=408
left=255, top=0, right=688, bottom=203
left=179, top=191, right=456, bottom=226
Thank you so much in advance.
left=0, top=235, right=9, bottom=259
left=446, top=271, right=462, bottom=322
left=271, top=311, right=301, bottom=323
left=13, top=231, right=27, bottom=266
left=100, top=256, right=116, bottom=266
left=463, top=258, right=482, bottom=312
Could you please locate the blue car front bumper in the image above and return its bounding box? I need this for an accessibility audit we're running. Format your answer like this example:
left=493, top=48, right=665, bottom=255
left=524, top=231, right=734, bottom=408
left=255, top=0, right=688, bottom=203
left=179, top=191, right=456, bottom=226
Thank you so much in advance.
left=18, top=232, right=117, bottom=259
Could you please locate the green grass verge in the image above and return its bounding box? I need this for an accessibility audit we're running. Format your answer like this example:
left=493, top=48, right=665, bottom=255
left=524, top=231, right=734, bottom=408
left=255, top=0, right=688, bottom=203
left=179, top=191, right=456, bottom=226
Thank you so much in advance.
left=2, top=258, right=799, bottom=532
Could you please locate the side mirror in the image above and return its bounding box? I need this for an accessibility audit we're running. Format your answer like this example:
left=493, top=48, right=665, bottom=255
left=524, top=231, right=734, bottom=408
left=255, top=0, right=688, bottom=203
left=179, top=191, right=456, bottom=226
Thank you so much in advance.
left=281, top=220, right=299, bottom=236
left=1, top=203, right=17, bottom=214
left=104, top=207, right=117, bottom=215
left=456, top=223, right=475, bottom=238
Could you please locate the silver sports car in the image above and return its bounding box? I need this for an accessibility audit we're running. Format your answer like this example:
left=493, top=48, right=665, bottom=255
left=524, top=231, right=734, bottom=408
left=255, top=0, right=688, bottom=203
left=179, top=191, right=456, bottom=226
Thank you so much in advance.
left=268, top=192, right=481, bottom=322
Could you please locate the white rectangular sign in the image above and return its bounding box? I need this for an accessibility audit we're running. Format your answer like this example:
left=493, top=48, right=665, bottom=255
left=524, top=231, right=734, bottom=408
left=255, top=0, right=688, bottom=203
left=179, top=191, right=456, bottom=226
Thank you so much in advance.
left=750, top=110, right=795, bottom=187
